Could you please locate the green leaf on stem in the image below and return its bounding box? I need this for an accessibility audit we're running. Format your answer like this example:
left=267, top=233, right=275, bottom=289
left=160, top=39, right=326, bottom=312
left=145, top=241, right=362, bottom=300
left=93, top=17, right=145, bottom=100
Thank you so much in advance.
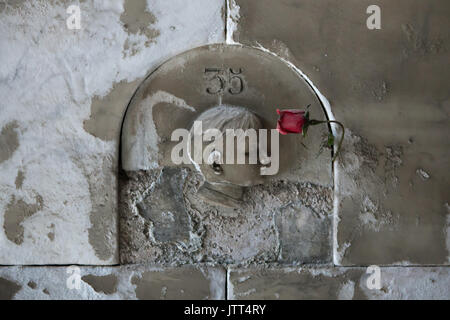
left=327, top=133, right=334, bottom=148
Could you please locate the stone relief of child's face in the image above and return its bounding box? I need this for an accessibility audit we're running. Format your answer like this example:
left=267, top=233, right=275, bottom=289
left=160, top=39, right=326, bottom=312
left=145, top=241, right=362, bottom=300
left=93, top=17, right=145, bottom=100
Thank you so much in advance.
left=188, top=105, right=270, bottom=188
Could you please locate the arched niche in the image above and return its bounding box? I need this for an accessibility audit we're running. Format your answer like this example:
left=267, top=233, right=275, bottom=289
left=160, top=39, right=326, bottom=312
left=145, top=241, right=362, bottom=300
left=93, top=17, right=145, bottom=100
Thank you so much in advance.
left=119, top=44, right=333, bottom=265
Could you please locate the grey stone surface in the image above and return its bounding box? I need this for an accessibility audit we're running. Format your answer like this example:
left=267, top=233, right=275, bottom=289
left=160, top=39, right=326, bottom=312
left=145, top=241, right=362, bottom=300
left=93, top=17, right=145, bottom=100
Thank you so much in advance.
left=3, top=195, right=43, bottom=245
left=0, top=121, right=19, bottom=164
left=84, top=79, right=142, bottom=142
left=276, top=201, right=331, bottom=263
left=136, top=168, right=192, bottom=243
left=0, top=265, right=225, bottom=300
left=228, top=267, right=450, bottom=300
left=232, top=0, right=450, bottom=265
left=81, top=274, right=118, bottom=295
left=0, top=276, right=22, bottom=300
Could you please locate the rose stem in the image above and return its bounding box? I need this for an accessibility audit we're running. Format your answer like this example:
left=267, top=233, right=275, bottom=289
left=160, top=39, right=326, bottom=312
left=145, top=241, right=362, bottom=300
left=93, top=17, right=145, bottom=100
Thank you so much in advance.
left=309, top=119, right=345, bottom=164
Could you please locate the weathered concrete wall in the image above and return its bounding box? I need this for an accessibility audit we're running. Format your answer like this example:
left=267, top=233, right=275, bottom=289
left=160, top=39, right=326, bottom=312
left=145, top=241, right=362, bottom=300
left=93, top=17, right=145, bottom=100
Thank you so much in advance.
left=230, top=0, right=450, bottom=265
left=0, top=0, right=225, bottom=264
left=0, top=0, right=449, bottom=299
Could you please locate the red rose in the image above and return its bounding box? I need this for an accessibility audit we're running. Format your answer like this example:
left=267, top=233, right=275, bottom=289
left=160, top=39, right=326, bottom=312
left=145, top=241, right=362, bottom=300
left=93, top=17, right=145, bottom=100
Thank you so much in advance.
left=275, top=106, right=345, bottom=164
left=276, top=109, right=306, bottom=135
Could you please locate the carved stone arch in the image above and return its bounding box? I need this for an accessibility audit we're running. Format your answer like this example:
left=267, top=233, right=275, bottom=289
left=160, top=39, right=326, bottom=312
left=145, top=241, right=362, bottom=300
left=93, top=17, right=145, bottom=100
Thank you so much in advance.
left=119, top=44, right=334, bottom=264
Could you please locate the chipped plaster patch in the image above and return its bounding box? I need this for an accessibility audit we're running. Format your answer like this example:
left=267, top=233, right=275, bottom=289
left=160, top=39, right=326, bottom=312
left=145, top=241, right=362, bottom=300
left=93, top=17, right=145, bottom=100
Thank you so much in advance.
left=3, top=194, right=43, bottom=245
left=14, top=170, right=24, bottom=189
left=335, top=242, right=351, bottom=264
left=332, top=129, right=402, bottom=263
left=0, top=0, right=126, bottom=264
left=81, top=155, right=117, bottom=261
left=81, top=274, right=118, bottom=295
left=0, top=121, right=19, bottom=164
left=120, top=167, right=333, bottom=265
left=0, top=276, right=21, bottom=300
left=84, top=79, right=142, bottom=141
left=359, top=196, right=396, bottom=232
left=47, top=232, right=54, bottom=241
left=226, top=0, right=240, bottom=44
left=121, top=0, right=157, bottom=37
left=121, top=0, right=160, bottom=58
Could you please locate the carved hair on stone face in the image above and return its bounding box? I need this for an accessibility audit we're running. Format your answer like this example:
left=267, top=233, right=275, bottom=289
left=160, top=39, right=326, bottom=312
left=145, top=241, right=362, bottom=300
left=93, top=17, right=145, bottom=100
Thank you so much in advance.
left=188, top=104, right=264, bottom=187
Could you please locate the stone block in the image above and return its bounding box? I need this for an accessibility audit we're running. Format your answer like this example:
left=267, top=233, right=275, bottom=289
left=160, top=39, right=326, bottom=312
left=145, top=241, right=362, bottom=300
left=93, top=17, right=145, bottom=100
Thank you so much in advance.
left=0, top=265, right=225, bottom=300
left=232, top=0, right=450, bottom=265
left=228, top=267, right=450, bottom=300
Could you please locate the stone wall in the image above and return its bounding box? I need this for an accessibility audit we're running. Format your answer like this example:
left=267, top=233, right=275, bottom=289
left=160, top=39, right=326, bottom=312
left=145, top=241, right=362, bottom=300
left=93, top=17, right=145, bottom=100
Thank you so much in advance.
left=0, top=0, right=448, bottom=299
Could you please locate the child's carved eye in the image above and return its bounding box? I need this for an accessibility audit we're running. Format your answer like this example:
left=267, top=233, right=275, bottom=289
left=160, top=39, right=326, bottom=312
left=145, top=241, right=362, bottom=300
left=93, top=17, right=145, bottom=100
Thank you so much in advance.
left=211, top=161, right=222, bottom=175
left=207, top=150, right=223, bottom=175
